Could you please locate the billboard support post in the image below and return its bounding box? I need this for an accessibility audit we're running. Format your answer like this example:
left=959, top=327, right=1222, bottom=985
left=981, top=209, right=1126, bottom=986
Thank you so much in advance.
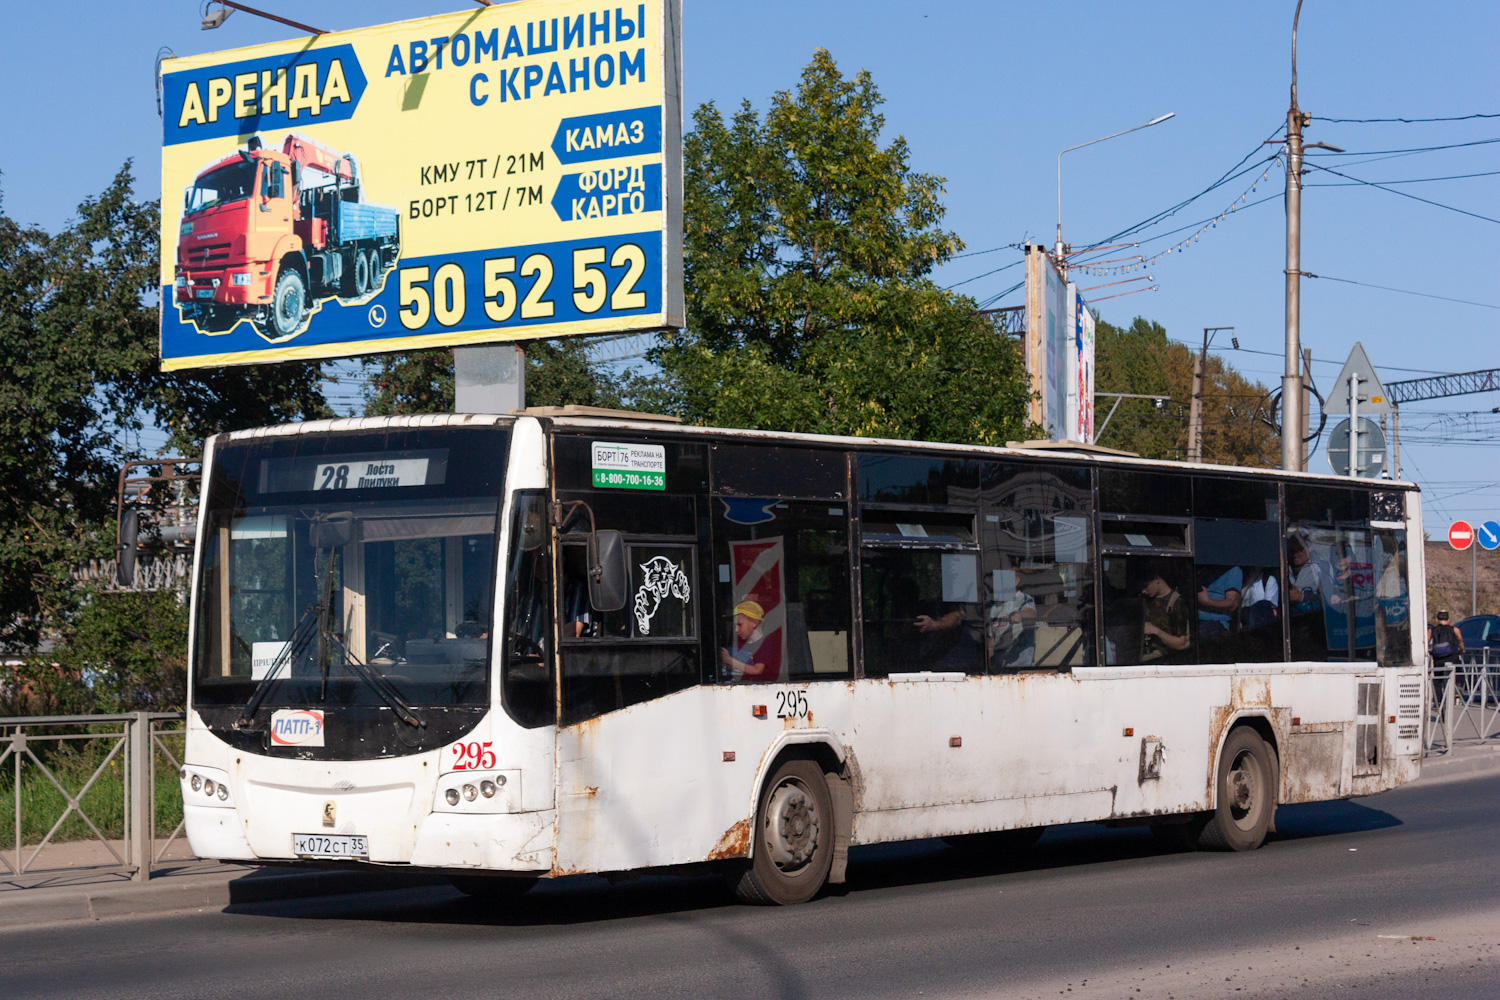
left=455, top=343, right=525, bottom=414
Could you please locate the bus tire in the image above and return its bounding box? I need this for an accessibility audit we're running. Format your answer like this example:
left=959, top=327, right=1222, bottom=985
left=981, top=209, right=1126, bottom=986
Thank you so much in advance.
left=943, top=826, right=1045, bottom=856
left=269, top=268, right=306, bottom=340
left=1199, top=726, right=1275, bottom=852
left=448, top=874, right=539, bottom=902
left=734, top=759, right=835, bottom=905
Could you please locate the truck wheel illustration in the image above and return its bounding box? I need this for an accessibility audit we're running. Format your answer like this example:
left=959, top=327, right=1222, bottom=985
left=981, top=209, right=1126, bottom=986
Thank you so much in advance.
left=352, top=249, right=371, bottom=297
left=270, top=268, right=306, bottom=340
left=366, top=248, right=385, bottom=288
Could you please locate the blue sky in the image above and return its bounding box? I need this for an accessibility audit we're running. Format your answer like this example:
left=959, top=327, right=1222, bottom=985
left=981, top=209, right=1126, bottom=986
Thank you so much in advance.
left=1, top=1, right=1496, bottom=528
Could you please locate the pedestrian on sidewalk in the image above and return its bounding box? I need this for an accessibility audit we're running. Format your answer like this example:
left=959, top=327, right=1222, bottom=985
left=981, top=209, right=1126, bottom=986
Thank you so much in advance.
left=1429, top=610, right=1465, bottom=703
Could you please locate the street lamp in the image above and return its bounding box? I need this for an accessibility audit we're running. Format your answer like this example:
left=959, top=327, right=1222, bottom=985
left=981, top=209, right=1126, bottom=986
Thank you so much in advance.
left=1056, top=113, right=1175, bottom=259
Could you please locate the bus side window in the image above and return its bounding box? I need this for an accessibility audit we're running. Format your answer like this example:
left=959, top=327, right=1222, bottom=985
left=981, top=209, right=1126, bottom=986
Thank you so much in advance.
left=860, top=512, right=982, bottom=677
left=713, top=500, right=853, bottom=683
left=982, top=463, right=1094, bottom=673
left=555, top=490, right=703, bottom=725
left=1286, top=485, right=1376, bottom=662
left=1192, top=477, right=1281, bottom=664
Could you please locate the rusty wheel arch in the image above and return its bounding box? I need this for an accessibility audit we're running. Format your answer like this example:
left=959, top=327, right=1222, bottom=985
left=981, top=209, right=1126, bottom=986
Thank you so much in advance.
left=734, top=737, right=855, bottom=881
left=1209, top=712, right=1283, bottom=813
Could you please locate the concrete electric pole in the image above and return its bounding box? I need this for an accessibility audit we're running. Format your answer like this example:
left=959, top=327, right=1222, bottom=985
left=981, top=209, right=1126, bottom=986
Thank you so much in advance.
left=1281, top=0, right=1307, bottom=473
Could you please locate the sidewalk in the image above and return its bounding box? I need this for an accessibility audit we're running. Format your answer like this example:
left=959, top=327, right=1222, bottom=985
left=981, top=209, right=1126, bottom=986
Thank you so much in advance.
left=0, top=840, right=448, bottom=927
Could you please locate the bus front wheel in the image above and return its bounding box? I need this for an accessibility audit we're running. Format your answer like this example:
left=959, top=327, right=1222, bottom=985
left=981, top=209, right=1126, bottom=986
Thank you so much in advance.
left=734, top=759, right=834, bottom=905
left=1200, top=727, right=1276, bottom=851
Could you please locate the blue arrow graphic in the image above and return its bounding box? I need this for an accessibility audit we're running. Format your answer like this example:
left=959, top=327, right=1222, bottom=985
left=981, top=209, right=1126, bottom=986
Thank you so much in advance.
left=1479, top=520, right=1500, bottom=551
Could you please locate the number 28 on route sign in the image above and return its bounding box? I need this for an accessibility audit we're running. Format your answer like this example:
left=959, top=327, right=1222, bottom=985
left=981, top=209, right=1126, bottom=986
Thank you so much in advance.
left=1448, top=521, right=1474, bottom=551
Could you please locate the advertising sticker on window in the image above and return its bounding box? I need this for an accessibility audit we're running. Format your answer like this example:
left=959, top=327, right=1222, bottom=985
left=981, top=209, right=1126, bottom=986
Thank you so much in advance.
left=591, top=441, right=665, bottom=490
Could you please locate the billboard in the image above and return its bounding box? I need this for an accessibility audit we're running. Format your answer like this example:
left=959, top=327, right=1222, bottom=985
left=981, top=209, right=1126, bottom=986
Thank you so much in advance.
left=1066, top=287, right=1096, bottom=443
left=159, top=0, right=683, bottom=371
left=1023, top=245, right=1069, bottom=438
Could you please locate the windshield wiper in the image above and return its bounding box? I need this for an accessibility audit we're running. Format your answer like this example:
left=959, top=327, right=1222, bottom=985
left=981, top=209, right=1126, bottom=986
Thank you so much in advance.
left=236, top=519, right=424, bottom=731
left=236, top=601, right=321, bottom=728
left=325, top=633, right=425, bottom=729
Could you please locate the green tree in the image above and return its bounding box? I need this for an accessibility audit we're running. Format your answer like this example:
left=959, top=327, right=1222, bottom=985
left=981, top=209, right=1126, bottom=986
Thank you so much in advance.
left=651, top=49, right=1034, bottom=444
left=1093, top=316, right=1276, bottom=466
left=0, top=164, right=327, bottom=657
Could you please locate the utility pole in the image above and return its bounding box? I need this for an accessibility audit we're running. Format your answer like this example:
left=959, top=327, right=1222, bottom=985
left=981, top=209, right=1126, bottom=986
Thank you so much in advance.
left=1189, top=327, right=1233, bottom=464
left=1187, top=356, right=1204, bottom=463
left=1300, top=347, right=1313, bottom=470
left=1281, top=0, right=1307, bottom=473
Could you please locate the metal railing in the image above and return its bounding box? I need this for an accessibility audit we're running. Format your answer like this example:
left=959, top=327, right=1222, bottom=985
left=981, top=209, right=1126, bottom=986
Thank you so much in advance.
left=1426, top=650, right=1499, bottom=755
left=0, top=713, right=190, bottom=882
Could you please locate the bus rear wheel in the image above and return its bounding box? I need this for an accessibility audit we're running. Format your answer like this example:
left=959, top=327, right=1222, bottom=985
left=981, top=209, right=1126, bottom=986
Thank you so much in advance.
left=734, top=759, right=834, bottom=905
left=1200, top=727, right=1276, bottom=852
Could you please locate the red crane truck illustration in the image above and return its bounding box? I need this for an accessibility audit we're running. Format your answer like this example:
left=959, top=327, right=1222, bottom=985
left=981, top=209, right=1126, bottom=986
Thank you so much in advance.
left=173, top=133, right=399, bottom=341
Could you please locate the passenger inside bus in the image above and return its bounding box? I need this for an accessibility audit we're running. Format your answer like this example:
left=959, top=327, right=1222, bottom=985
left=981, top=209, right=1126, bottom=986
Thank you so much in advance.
left=1133, top=565, right=1191, bottom=662
left=721, top=600, right=771, bottom=681
left=1196, top=565, right=1244, bottom=643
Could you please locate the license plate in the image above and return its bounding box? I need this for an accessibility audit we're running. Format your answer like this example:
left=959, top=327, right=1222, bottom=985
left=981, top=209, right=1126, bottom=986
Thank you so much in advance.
left=196, top=288, right=215, bottom=299
left=292, top=833, right=368, bottom=859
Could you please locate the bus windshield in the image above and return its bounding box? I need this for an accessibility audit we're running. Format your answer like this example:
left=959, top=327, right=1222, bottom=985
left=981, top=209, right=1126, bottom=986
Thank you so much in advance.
left=192, top=426, right=510, bottom=723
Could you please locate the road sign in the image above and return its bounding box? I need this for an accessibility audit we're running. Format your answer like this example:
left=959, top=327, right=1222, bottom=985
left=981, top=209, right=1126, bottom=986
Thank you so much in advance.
left=1327, top=417, right=1386, bottom=477
left=1478, top=520, right=1500, bottom=551
left=1330, top=342, right=1395, bottom=416
left=1449, top=521, right=1474, bottom=550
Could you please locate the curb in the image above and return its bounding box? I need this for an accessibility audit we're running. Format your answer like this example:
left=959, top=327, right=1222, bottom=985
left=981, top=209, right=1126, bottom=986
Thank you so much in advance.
left=1416, top=745, right=1500, bottom=786
left=0, top=867, right=450, bottom=928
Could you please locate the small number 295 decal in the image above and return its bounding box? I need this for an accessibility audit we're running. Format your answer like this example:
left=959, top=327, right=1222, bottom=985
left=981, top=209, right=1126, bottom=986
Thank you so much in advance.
left=449, top=741, right=496, bottom=771
left=775, top=690, right=809, bottom=719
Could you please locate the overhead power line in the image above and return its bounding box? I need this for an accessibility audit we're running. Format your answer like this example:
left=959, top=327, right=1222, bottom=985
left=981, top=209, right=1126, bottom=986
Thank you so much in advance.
left=1311, top=113, right=1500, bottom=124
left=1306, top=169, right=1500, bottom=187
left=1301, top=273, right=1500, bottom=310
left=1302, top=160, right=1500, bottom=225
left=1304, top=136, right=1500, bottom=156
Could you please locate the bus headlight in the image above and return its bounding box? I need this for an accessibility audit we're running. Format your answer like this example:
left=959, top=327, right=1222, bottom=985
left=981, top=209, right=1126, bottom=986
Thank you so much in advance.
left=462, top=784, right=478, bottom=802
left=479, top=780, right=497, bottom=798
left=444, top=788, right=460, bottom=806
left=181, top=766, right=234, bottom=808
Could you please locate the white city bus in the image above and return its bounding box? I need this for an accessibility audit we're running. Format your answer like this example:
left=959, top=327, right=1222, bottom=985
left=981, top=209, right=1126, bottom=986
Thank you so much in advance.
left=180, top=408, right=1424, bottom=904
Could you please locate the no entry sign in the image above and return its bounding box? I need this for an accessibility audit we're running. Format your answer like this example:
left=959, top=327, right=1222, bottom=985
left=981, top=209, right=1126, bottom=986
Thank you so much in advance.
left=1448, top=520, right=1474, bottom=551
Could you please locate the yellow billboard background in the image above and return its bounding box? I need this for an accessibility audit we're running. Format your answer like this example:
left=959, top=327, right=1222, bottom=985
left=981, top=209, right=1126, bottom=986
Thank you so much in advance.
left=160, top=0, right=682, bottom=371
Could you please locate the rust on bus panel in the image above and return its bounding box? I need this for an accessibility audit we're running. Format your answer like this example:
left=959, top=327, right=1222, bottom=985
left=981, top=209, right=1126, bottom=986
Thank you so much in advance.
left=708, top=818, right=752, bottom=860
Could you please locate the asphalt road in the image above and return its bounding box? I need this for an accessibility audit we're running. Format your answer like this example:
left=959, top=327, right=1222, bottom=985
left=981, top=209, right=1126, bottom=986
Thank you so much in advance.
left=4, top=773, right=1498, bottom=1000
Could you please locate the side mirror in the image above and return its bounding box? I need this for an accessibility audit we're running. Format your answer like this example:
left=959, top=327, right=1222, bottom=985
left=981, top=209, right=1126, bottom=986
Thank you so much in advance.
left=310, top=516, right=354, bottom=550
left=588, top=530, right=627, bottom=612
left=116, top=509, right=139, bottom=588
